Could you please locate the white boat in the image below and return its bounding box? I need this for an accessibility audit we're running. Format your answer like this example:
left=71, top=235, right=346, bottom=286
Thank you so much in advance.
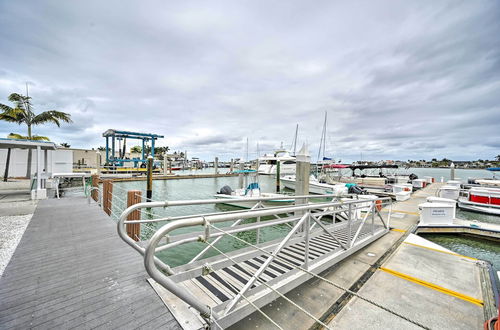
left=280, top=174, right=348, bottom=195
left=258, top=150, right=296, bottom=175
left=458, top=187, right=500, bottom=215
left=214, top=182, right=294, bottom=208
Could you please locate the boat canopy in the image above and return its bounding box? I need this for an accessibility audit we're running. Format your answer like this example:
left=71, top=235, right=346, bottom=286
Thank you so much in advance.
left=487, top=167, right=500, bottom=171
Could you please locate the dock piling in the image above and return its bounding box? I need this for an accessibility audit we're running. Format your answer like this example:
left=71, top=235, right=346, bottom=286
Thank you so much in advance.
left=146, top=155, right=153, bottom=201
left=127, top=190, right=142, bottom=241
left=295, top=144, right=310, bottom=216
left=276, top=161, right=281, bottom=192
left=450, top=162, right=455, bottom=180
left=102, top=180, right=113, bottom=216
left=215, top=157, right=219, bottom=174
left=91, top=174, right=99, bottom=202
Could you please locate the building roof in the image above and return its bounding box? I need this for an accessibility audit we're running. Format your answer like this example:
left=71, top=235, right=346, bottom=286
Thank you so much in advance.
left=102, top=129, right=164, bottom=139
left=0, top=138, right=57, bottom=150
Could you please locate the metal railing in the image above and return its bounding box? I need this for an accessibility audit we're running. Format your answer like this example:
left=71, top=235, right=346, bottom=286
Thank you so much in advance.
left=117, top=195, right=392, bottom=328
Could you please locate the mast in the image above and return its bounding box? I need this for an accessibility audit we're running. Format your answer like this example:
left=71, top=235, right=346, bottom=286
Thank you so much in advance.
left=316, top=111, right=327, bottom=176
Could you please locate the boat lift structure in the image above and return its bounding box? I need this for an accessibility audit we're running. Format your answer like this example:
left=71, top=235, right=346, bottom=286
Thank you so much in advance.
left=102, top=129, right=164, bottom=166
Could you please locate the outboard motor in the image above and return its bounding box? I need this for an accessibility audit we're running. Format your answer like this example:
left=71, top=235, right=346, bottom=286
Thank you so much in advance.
left=219, top=185, right=233, bottom=195
left=409, top=173, right=418, bottom=181
left=348, top=185, right=368, bottom=195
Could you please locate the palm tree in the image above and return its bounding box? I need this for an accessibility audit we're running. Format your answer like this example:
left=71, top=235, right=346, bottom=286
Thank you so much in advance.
left=0, top=91, right=72, bottom=178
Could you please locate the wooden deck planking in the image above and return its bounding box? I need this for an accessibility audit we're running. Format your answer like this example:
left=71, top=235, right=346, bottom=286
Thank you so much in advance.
left=0, top=196, right=180, bottom=330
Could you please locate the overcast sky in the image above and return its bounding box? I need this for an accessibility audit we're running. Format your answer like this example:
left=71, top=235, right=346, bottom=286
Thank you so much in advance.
left=0, top=1, right=499, bottom=162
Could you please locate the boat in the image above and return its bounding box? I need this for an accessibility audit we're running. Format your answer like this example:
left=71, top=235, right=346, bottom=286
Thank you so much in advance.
left=258, top=149, right=296, bottom=175
left=458, top=187, right=500, bottom=215
left=280, top=174, right=348, bottom=195
left=214, top=182, right=294, bottom=208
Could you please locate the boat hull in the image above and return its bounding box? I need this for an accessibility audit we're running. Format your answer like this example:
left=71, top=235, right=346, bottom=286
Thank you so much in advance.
left=214, top=194, right=294, bottom=209
left=458, top=199, right=500, bottom=216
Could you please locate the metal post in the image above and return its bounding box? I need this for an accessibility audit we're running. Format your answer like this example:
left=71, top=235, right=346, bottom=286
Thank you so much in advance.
left=348, top=203, right=352, bottom=247
left=214, top=157, right=219, bottom=175
left=238, top=161, right=244, bottom=189
left=105, top=137, right=109, bottom=163
left=96, top=151, right=101, bottom=175
left=304, top=212, right=310, bottom=270
left=103, top=180, right=113, bottom=215
left=36, top=146, right=41, bottom=191
left=141, top=139, right=145, bottom=161
left=112, top=136, right=115, bottom=161
left=372, top=201, right=375, bottom=235
left=44, top=149, right=48, bottom=174
left=127, top=190, right=142, bottom=241
left=151, top=138, right=155, bottom=158
left=147, top=155, right=153, bottom=202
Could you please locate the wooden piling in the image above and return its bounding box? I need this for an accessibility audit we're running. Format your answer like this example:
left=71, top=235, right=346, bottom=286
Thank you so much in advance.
left=214, top=157, right=219, bottom=175
left=127, top=190, right=142, bottom=241
left=102, top=180, right=113, bottom=216
left=276, top=161, right=281, bottom=192
left=146, top=156, right=153, bottom=201
left=91, top=174, right=99, bottom=201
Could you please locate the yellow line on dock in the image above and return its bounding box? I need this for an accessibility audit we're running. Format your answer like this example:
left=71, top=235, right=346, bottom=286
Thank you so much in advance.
left=391, top=228, right=407, bottom=233
left=402, top=242, right=477, bottom=261
left=379, top=267, right=483, bottom=306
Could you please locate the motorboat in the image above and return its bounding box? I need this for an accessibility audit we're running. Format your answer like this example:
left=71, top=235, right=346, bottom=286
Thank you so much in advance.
left=258, top=150, right=296, bottom=175
left=214, top=182, right=294, bottom=208
left=280, top=174, right=348, bottom=195
left=458, top=187, right=500, bottom=215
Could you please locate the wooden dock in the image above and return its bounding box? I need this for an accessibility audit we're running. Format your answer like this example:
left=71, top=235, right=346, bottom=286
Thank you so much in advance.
left=0, top=197, right=180, bottom=329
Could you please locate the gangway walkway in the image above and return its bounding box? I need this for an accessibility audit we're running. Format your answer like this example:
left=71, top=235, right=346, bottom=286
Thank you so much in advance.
left=117, top=195, right=392, bottom=329
left=0, top=196, right=179, bottom=329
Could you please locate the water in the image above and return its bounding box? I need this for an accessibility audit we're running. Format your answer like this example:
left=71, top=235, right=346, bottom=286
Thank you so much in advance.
left=110, top=171, right=287, bottom=267
left=110, top=167, right=499, bottom=270
left=419, top=234, right=500, bottom=273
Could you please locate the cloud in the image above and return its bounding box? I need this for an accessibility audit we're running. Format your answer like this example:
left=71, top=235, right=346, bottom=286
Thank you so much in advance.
left=0, top=0, right=499, bottom=161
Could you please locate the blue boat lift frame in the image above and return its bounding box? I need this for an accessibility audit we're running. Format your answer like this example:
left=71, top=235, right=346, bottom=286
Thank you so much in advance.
left=102, top=129, right=164, bottom=166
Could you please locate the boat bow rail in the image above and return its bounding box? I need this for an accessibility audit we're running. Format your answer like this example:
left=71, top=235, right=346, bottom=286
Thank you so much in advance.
left=117, top=196, right=392, bottom=329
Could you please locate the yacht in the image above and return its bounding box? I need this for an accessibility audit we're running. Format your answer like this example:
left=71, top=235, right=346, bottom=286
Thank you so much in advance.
left=258, top=149, right=296, bottom=175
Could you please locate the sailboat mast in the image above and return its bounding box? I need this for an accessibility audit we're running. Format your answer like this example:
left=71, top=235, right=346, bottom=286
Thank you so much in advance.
left=316, top=111, right=327, bottom=176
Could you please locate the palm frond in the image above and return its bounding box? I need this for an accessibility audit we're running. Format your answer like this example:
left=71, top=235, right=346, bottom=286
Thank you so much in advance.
left=7, top=133, right=28, bottom=139
left=32, top=110, right=72, bottom=127
left=31, top=135, right=50, bottom=141
left=7, top=133, right=50, bottom=141
left=0, top=103, right=13, bottom=112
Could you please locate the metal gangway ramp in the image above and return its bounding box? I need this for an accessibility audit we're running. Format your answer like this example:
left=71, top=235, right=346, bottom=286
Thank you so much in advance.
left=117, top=195, right=392, bottom=329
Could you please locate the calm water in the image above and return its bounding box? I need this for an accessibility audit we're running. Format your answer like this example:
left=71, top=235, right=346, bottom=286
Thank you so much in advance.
left=110, top=167, right=499, bottom=270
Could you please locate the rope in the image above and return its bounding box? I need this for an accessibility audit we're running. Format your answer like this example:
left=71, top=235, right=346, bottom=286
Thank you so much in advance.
left=205, top=241, right=330, bottom=329
left=207, top=224, right=431, bottom=330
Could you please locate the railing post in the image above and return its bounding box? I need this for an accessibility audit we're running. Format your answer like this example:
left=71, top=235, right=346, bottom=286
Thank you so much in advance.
left=127, top=190, right=142, bottom=241
left=372, top=201, right=375, bottom=235
left=91, top=174, right=99, bottom=201
left=103, top=180, right=113, bottom=216
left=348, top=203, right=352, bottom=247
left=304, top=212, right=310, bottom=270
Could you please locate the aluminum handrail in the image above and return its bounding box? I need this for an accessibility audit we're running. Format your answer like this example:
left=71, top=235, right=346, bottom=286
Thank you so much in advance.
left=139, top=197, right=391, bottom=322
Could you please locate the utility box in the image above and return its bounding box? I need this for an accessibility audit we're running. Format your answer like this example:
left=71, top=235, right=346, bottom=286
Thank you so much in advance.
left=419, top=202, right=455, bottom=225
left=395, top=190, right=411, bottom=201
left=392, top=184, right=412, bottom=194
left=438, top=185, right=460, bottom=200
left=412, top=179, right=427, bottom=189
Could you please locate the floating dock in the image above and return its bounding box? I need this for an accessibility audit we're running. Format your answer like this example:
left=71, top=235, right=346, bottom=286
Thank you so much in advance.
left=0, top=197, right=180, bottom=329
